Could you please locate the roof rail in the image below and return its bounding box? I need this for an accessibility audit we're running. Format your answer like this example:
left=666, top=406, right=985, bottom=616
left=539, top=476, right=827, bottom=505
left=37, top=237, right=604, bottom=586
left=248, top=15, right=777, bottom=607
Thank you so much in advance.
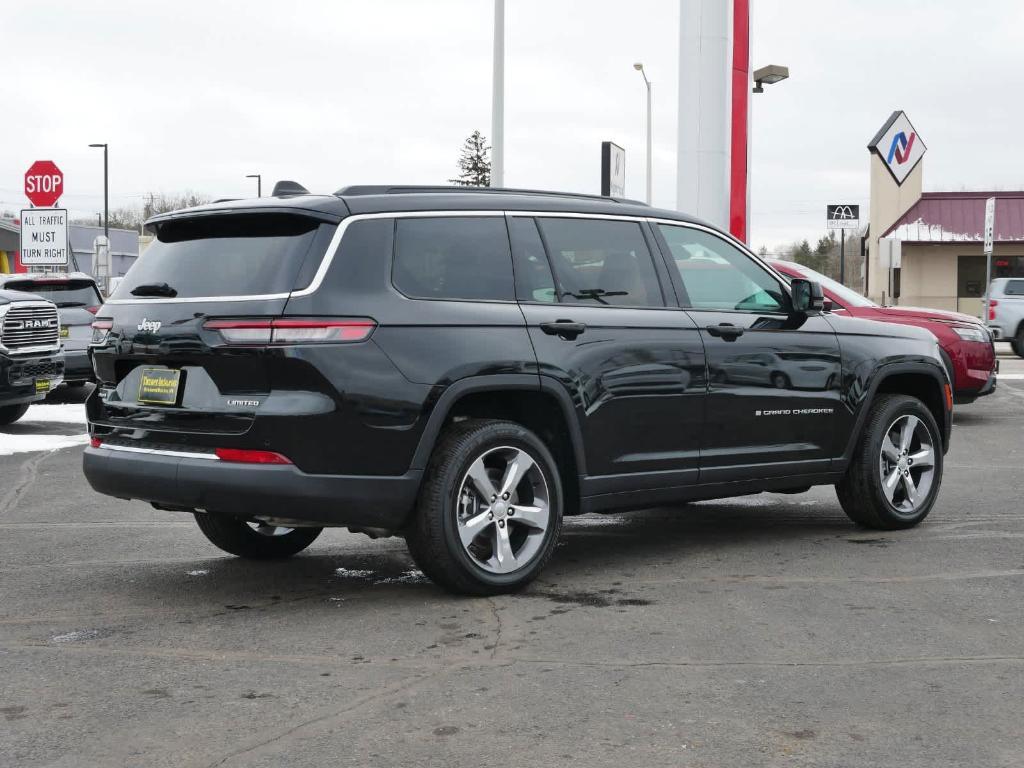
left=333, top=185, right=649, bottom=206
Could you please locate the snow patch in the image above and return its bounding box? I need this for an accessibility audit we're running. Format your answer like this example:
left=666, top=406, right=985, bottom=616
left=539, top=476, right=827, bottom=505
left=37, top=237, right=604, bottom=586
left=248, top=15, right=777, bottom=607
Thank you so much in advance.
left=334, top=568, right=375, bottom=579
left=18, top=403, right=88, bottom=425
left=0, top=432, right=90, bottom=456
left=375, top=569, right=427, bottom=585
left=51, top=629, right=101, bottom=643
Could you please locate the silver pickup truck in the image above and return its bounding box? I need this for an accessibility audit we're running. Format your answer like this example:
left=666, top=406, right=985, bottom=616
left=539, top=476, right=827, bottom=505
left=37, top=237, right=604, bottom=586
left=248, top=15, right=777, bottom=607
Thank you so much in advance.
left=987, top=278, right=1024, bottom=357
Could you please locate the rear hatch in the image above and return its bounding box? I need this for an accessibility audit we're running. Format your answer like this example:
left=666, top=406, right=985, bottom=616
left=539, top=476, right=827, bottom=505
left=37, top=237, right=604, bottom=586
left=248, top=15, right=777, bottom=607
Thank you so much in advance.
left=88, top=211, right=339, bottom=443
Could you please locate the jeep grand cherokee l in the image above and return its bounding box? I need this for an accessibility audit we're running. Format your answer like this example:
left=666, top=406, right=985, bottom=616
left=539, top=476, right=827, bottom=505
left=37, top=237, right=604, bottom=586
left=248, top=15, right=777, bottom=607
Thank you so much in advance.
left=83, top=186, right=952, bottom=595
left=0, top=288, right=64, bottom=425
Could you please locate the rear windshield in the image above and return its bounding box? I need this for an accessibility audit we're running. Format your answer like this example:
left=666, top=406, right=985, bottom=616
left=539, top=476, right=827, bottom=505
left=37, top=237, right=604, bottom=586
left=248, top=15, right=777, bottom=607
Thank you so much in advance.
left=4, top=280, right=102, bottom=307
left=113, top=214, right=326, bottom=300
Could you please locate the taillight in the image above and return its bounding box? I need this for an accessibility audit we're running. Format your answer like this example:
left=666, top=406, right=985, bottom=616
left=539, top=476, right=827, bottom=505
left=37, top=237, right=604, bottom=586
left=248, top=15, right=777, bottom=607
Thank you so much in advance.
left=85, top=306, right=99, bottom=314
left=90, top=319, right=113, bottom=345
left=989, top=299, right=998, bottom=321
left=203, top=318, right=376, bottom=345
left=89, top=437, right=102, bottom=448
left=214, top=448, right=292, bottom=464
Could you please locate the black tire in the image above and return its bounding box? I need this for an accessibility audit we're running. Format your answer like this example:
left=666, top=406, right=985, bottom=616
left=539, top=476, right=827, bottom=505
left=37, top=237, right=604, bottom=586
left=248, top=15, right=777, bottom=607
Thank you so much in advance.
left=0, top=404, right=30, bottom=426
left=193, top=513, right=322, bottom=559
left=770, top=371, right=790, bottom=389
left=836, top=394, right=943, bottom=530
left=1012, top=328, right=1024, bottom=358
left=405, top=419, right=563, bottom=595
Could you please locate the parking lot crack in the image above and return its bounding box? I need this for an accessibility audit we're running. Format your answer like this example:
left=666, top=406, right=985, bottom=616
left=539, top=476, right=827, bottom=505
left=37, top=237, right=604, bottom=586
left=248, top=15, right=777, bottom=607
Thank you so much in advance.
left=0, top=448, right=56, bottom=516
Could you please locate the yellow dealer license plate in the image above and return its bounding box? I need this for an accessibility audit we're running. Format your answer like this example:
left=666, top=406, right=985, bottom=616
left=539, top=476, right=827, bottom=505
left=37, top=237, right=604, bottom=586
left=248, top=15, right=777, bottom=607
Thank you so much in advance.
left=138, top=368, right=181, bottom=405
left=35, top=379, right=51, bottom=394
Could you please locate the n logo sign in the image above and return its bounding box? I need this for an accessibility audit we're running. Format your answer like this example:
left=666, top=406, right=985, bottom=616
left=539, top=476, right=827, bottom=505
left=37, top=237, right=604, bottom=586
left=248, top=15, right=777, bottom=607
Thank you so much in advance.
left=869, top=111, right=926, bottom=186
left=886, top=131, right=917, bottom=165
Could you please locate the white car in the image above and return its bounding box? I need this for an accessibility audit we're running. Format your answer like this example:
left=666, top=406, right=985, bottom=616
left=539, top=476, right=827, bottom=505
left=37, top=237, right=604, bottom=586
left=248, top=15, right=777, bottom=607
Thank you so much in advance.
left=986, top=278, right=1024, bottom=357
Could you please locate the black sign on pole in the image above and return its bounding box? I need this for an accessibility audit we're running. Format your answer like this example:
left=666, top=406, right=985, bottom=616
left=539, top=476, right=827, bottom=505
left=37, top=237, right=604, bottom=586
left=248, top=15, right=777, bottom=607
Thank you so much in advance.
left=601, top=141, right=625, bottom=198
left=826, top=205, right=861, bottom=286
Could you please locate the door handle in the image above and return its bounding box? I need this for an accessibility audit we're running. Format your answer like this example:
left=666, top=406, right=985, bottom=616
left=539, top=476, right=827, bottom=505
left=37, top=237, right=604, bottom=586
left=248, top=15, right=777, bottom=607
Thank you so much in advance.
left=705, top=323, right=744, bottom=340
left=540, top=320, right=586, bottom=340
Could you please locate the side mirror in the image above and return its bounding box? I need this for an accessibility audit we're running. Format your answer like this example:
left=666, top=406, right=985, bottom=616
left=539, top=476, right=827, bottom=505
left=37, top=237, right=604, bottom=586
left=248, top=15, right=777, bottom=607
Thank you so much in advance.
left=791, top=278, right=824, bottom=313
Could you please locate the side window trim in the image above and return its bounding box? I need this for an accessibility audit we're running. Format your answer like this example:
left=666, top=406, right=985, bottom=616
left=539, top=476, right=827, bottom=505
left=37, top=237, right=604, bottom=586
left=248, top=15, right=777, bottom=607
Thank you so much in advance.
left=652, top=221, right=793, bottom=314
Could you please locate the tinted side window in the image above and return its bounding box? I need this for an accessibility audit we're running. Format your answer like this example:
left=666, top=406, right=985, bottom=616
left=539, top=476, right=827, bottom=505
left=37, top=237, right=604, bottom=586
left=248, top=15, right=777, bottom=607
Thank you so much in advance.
left=1005, top=280, right=1024, bottom=296
left=537, top=218, right=664, bottom=307
left=509, top=217, right=556, bottom=302
left=658, top=225, right=787, bottom=312
left=393, top=217, right=513, bottom=301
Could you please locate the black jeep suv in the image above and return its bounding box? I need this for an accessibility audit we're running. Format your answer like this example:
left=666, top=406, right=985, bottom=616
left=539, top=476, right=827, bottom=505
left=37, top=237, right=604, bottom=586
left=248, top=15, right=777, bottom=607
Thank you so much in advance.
left=83, top=186, right=952, bottom=594
left=1, top=288, right=64, bottom=425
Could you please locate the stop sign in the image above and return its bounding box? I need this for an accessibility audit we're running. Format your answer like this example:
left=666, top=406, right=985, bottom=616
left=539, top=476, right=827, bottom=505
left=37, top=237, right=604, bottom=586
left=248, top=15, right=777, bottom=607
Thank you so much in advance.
left=24, top=160, right=64, bottom=207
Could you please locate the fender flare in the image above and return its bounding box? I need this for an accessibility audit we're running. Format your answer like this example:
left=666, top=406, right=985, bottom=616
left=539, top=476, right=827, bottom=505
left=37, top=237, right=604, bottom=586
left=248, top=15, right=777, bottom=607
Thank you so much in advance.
left=408, top=374, right=587, bottom=476
left=839, top=359, right=950, bottom=464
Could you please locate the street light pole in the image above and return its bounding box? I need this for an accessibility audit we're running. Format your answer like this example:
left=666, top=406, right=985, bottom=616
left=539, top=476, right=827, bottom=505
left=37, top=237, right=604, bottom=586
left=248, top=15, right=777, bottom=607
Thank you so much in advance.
left=633, top=63, right=652, bottom=205
left=246, top=174, right=262, bottom=197
left=491, top=0, right=504, bottom=188
left=88, top=143, right=108, bottom=240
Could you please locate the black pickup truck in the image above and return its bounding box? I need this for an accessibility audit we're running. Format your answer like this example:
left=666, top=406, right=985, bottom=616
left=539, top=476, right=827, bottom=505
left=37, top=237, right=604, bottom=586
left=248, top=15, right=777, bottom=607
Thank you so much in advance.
left=0, top=289, right=65, bottom=425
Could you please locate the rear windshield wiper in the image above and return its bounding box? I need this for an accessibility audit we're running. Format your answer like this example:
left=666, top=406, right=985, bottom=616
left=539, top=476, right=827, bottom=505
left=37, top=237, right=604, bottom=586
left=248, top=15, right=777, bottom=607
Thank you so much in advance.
left=130, top=282, right=178, bottom=297
left=55, top=301, right=88, bottom=308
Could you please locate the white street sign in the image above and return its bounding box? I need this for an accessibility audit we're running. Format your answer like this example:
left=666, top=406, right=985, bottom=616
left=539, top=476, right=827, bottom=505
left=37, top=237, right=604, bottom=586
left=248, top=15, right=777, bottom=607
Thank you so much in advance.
left=983, top=197, right=995, bottom=255
left=19, top=208, right=69, bottom=266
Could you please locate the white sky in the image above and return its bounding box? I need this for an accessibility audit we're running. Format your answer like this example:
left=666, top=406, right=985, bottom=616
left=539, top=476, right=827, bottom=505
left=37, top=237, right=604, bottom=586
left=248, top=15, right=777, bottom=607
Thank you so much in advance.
left=3, top=0, right=1023, bottom=252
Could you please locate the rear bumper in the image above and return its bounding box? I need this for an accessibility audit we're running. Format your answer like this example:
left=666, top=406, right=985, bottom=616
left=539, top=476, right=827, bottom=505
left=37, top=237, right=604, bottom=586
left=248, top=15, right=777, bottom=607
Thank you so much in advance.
left=82, top=446, right=422, bottom=529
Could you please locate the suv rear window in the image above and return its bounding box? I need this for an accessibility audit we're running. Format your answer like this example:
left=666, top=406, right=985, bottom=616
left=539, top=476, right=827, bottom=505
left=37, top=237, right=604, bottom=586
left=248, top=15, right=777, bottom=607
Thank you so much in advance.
left=4, top=279, right=101, bottom=308
left=114, top=214, right=326, bottom=300
left=393, top=217, right=514, bottom=301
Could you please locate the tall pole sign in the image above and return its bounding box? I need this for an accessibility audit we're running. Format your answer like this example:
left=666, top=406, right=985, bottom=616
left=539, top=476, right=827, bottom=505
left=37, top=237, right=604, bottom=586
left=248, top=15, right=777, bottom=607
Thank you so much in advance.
left=983, top=197, right=995, bottom=325
left=20, top=160, right=69, bottom=268
left=826, top=204, right=860, bottom=285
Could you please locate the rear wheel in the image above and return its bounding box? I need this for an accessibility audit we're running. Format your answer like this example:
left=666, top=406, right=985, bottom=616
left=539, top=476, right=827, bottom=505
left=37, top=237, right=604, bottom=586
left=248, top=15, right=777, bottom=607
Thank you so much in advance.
left=193, top=513, right=322, bottom=559
left=405, top=419, right=563, bottom=595
left=836, top=394, right=942, bottom=530
left=0, top=404, right=30, bottom=426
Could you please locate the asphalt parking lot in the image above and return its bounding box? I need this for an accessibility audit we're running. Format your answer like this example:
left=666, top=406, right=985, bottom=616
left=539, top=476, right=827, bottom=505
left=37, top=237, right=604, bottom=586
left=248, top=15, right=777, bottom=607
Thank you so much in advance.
left=2, top=353, right=1023, bottom=768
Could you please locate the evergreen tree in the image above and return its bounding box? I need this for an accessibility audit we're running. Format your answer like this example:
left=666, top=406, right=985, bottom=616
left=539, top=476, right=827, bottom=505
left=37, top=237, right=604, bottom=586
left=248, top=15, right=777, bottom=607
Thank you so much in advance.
left=449, top=131, right=491, bottom=187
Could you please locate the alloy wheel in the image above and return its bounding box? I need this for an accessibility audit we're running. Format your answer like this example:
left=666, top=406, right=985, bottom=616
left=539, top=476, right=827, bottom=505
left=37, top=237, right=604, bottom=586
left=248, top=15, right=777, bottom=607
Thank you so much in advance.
left=878, top=414, right=936, bottom=515
left=455, top=445, right=551, bottom=574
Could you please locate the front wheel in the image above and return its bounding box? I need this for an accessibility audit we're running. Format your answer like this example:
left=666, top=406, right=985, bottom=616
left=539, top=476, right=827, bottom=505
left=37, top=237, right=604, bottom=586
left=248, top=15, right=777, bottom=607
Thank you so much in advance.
left=0, top=404, right=30, bottom=426
left=405, top=419, right=563, bottom=595
left=193, top=513, right=322, bottom=559
left=836, top=394, right=943, bottom=530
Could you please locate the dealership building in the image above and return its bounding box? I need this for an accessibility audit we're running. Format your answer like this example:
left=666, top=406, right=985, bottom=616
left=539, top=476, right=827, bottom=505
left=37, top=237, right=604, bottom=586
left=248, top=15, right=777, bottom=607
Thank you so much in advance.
left=866, top=112, right=1024, bottom=317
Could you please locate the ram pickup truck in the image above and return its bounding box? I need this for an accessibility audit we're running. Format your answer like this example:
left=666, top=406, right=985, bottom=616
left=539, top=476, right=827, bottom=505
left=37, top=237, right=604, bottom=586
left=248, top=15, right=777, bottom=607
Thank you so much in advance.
left=0, top=289, right=64, bottom=425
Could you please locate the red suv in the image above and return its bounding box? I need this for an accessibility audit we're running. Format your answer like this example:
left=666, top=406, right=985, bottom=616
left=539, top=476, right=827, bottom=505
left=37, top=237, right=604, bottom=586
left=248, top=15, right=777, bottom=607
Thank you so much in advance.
left=770, top=260, right=996, bottom=404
